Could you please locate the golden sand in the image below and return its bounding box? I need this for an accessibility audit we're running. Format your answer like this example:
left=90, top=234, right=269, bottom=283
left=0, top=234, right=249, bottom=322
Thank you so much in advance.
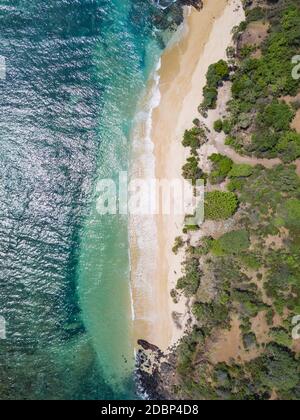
left=131, top=0, right=245, bottom=351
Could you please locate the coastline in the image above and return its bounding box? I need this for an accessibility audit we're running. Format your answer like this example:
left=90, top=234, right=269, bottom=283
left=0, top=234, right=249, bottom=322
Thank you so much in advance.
left=130, top=0, right=245, bottom=352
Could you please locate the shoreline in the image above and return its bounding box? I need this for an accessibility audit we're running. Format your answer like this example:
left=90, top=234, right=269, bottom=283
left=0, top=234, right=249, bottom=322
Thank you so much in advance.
left=130, top=0, right=245, bottom=352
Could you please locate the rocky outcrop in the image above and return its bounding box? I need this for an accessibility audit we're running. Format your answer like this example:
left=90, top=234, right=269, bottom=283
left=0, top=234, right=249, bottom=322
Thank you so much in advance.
left=137, top=340, right=161, bottom=353
left=149, top=0, right=203, bottom=35
left=136, top=345, right=178, bottom=400
left=179, top=0, right=203, bottom=11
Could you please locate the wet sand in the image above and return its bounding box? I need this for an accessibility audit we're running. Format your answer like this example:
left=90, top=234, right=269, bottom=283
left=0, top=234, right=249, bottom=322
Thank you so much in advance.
left=131, top=0, right=245, bottom=351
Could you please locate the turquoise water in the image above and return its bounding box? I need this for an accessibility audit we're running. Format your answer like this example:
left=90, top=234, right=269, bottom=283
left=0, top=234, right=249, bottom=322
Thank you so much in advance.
left=77, top=0, right=162, bottom=393
left=0, top=0, right=183, bottom=399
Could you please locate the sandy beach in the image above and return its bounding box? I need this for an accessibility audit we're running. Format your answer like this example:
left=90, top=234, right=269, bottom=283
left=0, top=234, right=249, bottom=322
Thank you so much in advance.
left=130, top=0, right=245, bottom=351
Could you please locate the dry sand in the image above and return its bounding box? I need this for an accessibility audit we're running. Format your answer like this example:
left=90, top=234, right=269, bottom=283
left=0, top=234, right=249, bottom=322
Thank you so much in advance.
left=130, top=0, right=245, bottom=351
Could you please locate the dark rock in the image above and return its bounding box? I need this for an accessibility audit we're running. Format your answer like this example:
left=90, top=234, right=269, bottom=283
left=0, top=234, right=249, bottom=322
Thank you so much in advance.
left=179, top=0, right=203, bottom=11
left=137, top=339, right=161, bottom=352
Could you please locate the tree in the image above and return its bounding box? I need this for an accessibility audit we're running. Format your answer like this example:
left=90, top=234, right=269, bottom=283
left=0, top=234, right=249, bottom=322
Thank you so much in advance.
left=209, top=154, right=233, bottom=184
left=280, top=199, right=300, bottom=229
left=206, top=60, right=230, bottom=87
left=257, top=101, right=295, bottom=132
left=215, top=229, right=250, bottom=255
left=182, top=156, right=206, bottom=184
left=182, top=127, right=206, bottom=151
left=202, top=60, right=230, bottom=110
left=214, top=120, right=223, bottom=133
left=205, top=191, right=238, bottom=220
left=277, top=131, right=300, bottom=163
left=257, top=344, right=299, bottom=392
left=229, top=163, right=254, bottom=178
left=177, top=257, right=202, bottom=297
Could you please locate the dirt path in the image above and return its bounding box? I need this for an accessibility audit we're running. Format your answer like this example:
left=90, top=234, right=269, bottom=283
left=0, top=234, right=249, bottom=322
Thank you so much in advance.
left=198, top=82, right=284, bottom=169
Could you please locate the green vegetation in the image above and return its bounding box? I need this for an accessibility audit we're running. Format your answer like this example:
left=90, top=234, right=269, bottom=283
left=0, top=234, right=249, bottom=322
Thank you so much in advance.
left=280, top=198, right=300, bottom=230
left=213, top=119, right=223, bottom=133
left=229, top=163, right=253, bottom=178
left=211, top=230, right=250, bottom=256
left=170, top=0, right=300, bottom=401
left=258, top=101, right=294, bottom=133
left=251, top=101, right=296, bottom=157
left=245, top=7, right=265, bottom=23
left=277, top=131, right=300, bottom=163
left=182, top=127, right=207, bottom=154
left=201, top=60, right=230, bottom=111
left=222, top=119, right=232, bottom=135
left=205, top=191, right=238, bottom=220
left=209, top=154, right=233, bottom=184
left=176, top=257, right=202, bottom=297
left=255, top=344, right=299, bottom=393
left=271, top=327, right=293, bottom=347
left=174, top=161, right=300, bottom=399
left=182, top=156, right=206, bottom=184
left=242, top=332, right=257, bottom=350
left=172, top=236, right=184, bottom=255
left=227, top=4, right=300, bottom=160
left=193, top=301, right=230, bottom=330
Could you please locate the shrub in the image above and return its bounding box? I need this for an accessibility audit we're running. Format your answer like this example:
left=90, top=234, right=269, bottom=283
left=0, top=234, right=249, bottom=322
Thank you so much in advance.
left=202, top=86, right=218, bottom=109
left=215, top=230, right=250, bottom=255
left=198, top=237, right=214, bottom=255
left=243, top=333, right=257, bottom=350
left=210, top=240, right=226, bottom=257
left=238, top=113, right=252, bottom=130
left=227, top=5, right=300, bottom=158
left=209, top=154, right=233, bottom=184
left=280, top=199, right=300, bottom=229
left=193, top=302, right=230, bottom=329
left=172, top=236, right=184, bottom=255
left=251, top=129, right=278, bottom=154
left=227, top=178, right=243, bottom=192
left=202, top=60, right=230, bottom=110
left=206, top=60, right=230, bottom=87
left=246, top=7, right=265, bottom=22
left=232, top=289, right=266, bottom=317
left=222, top=119, right=232, bottom=135
left=182, top=156, right=206, bottom=184
left=257, top=344, right=299, bottom=392
left=229, top=163, right=254, bottom=178
left=205, top=191, right=238, bottom=220
left=239, top=253, right=261, bottom=269
left=177, top=257, right=202, bottom=297
left=271, top=328, right=292, bottom=347
left=240, top=45, right=257, bottom=59
left=276, top=131, right=300, bottom=163
left=257, top=101, right=295, bottom=132
left=182, top=127, right=206, bottom=151
left=214, top=119, right=223, bottom=133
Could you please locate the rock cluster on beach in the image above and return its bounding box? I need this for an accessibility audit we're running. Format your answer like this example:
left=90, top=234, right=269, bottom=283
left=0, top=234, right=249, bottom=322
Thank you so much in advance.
left=136, top=342, right=178, bottom=400
left=179, top=0, right=203, bottom=11
left=130, top=0, right=203, bottom=43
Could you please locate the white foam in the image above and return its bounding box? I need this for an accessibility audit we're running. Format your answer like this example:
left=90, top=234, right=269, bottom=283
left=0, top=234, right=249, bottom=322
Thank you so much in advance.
left=128, top=16, right=189, bottom=323
left=129, top=58, right=162, bottom=320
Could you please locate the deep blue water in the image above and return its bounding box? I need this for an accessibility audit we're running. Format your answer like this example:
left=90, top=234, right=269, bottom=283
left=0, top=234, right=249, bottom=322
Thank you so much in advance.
left=0, top=0, right=183, bottom=400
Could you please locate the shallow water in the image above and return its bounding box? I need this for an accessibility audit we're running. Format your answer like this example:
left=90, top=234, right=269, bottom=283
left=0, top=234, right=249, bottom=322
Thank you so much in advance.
left=0, top=0, right=183, bottom=400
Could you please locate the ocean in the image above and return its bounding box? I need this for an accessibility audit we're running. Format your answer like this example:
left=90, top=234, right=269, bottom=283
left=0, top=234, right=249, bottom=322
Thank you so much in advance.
left=0, top=0, right=183, bottom=400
